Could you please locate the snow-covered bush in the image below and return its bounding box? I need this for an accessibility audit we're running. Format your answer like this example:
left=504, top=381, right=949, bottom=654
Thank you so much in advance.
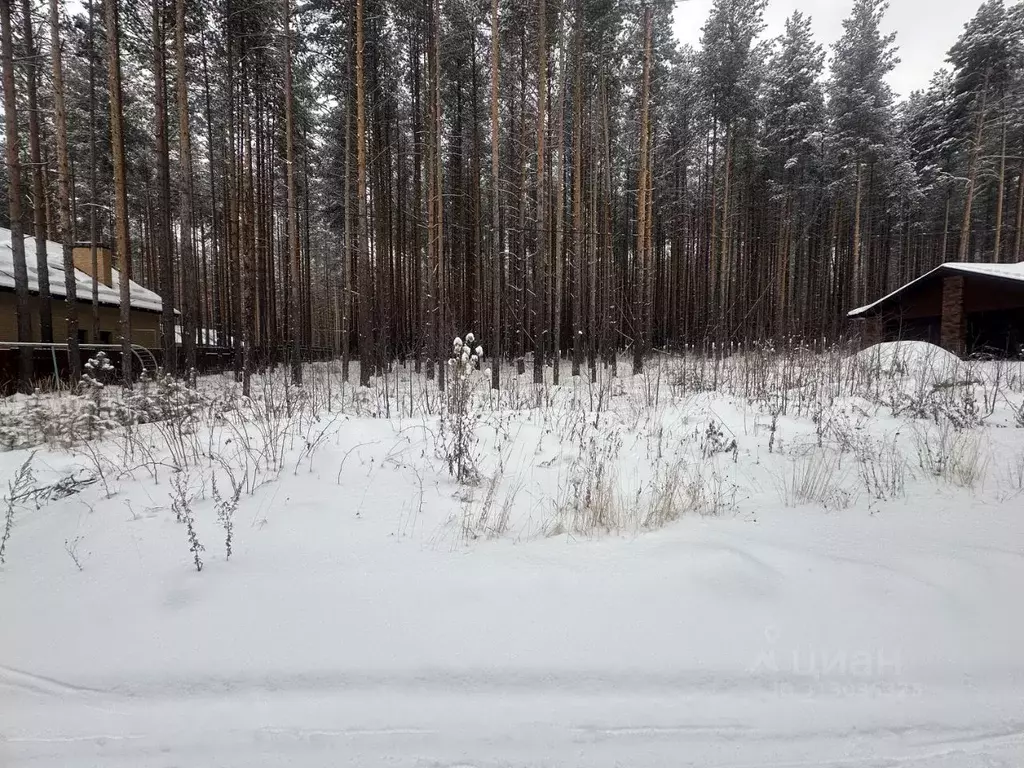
left=74, top=353, right=119, bottom=443
left=440, top=333, right=484, bottom=484
left=121, top=371, right=208, bottom=425
left=24, top=390, right=58, bottom=445
left=700, top=420, right=737, bottom=458
left=0, top=405, right=37, bottom=450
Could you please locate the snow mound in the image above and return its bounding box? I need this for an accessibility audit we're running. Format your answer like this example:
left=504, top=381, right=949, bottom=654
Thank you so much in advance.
left=852, top=341, right=964, bottom=384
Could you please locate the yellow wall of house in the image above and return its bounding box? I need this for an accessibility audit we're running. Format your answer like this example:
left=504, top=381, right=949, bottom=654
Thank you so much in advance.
left=0, top=293, right=161, bottom=347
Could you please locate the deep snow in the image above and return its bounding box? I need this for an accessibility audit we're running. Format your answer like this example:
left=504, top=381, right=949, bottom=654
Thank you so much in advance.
left=2, top=346, right=1024, bottom=767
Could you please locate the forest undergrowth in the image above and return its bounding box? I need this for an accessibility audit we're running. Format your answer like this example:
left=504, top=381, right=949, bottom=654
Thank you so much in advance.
left=1, top=340, right=1022, bottom=570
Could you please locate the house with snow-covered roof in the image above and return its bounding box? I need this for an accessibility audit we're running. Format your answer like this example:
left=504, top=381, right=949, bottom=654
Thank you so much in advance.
left=848, top=261, right=1024, bottom=358
left=0, top=226, right=167, bottom=348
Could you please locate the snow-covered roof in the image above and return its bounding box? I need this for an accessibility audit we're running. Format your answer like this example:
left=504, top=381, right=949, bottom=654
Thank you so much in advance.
left=848, top=261, right=1024, bottom=318
left=0, top=227, right=166, bottom=314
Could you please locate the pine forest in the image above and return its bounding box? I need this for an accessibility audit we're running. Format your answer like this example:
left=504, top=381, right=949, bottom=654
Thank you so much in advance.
left=2, top=0, right=1024, bottom=389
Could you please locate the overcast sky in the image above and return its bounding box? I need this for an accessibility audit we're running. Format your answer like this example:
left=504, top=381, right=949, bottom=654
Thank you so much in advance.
left=672, top=0, right=985, bottom=99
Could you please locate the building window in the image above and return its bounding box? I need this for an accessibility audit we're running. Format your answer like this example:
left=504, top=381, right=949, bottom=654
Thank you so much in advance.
left=99, top=331, right=113, bottom=345
left=77, top=330, right=88, bottom=344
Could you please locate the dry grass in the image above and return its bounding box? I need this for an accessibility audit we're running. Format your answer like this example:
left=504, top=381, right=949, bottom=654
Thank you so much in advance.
left=911, top=421, right=989, bottom=490
left=778, top=450, right=852, bottom=510
left=4, top=340, right=1023, bottom=562
left=854, top=434, right=909, bottom=501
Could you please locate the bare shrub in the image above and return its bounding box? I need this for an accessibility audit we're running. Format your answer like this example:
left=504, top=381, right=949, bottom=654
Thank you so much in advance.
left=295, top=412, right=342, bottom=474
left=643, top=460, right=692, bottom=528
left=930, top=385, right=982, bottom=430
left=64, top=536, right=85, bottom=571
left=642, top=459, right=720, bottom=527
left=911, top=421, right=988, bottom=489
left=546, top=430, right=624, bottom=535
left=682, top=460, right=740, bottom=517
left=75, top=439, right=119, bottom=498
left=0, top=453, right=35, bottom=565
left=855, top=435, right=908, bottom=501
left=996, top=451, right=1024, bottom=501
left=212, top=465, right=242, bottom=561
left=1011, top=397, right=1024, bottom=429
left=779, top=450, right=851, bottom=510
left=171, top=473, right=204, bottom=572
left=492, top=477, right=523, bottom=538
left=461, top=461, right=521, bottom=542
left=816, top=404, right=871, bottom=453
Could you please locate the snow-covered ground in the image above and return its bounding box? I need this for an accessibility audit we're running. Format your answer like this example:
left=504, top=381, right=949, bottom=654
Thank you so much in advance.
left=2, top=342, right=1024, bottom=767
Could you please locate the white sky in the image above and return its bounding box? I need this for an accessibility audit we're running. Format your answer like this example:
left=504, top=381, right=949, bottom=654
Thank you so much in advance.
left=672, top=0, right=985, bottom=99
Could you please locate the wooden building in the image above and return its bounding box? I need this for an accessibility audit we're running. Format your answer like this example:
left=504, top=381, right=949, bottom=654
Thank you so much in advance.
left=0, top=227, right=166, bottom=348
left=848, top=262, right=1024, bottom=358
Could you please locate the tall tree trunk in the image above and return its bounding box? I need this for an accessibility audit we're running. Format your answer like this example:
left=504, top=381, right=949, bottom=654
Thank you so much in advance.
left=515, top=30, right=527, bottom=370
left=587, top=96, right=598, bottom=379
left=1, top=0, right=33, bottom=390
left=354, top=0, right=372, bottom=386
left=410, top=23, right=423, bottom=374
left=154, top=0, right=177, bottom=374
left=600, top=72, right=614, bottom=372
left=175, top=0, right=197, bottom=371
left=633, top=6, right=652, bottom=375
left=570, top=0, right=582, bottom=378
left=21, top=0, right=53, bottom=344
left=940, top=192, right=950, bottom=264
left=425, top=23, right=437, bottom=382
left=489, top=0, right=500, bottom=390
left=341, top=26, right=352, bottom=381
left=432, top=0, right=444, bottom=389
left=240, top=85, right=255, bottom=392
left=533, top=0, right=547, bottom=384
left=719, top=126, right=733, bottom=333
left=993, top=118, right=1006, bottom=263
left=49, top=0, right=81, bottom=380
left=1014, top=147, right=1024, bottom=263
left=201, top=32, right=221, bottom=346
left=958, top=85, right=988, bottom=262
left=551, top=8, right=566, bottom=384
left=283, top=0, right=302, bottom=384
left=87, top=0, right=100, bottom=341
left=106, top=0, right=134, bottom=385
left=852, top=161, right=863, bottom=305
left=224, top=12, right=242, bottom=385
left=425, top=0, right=444, bottom=389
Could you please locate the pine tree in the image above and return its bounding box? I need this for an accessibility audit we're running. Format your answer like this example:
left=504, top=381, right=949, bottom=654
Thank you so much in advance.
left=49, top=0, right=82, bottom=381
left=828, top=0, right=898, bottom=306
left=1, top=0, right=33, bottom=389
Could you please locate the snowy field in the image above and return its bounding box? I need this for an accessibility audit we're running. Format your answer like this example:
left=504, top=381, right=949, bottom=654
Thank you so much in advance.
left=2, top=341, right=1024, bottom=767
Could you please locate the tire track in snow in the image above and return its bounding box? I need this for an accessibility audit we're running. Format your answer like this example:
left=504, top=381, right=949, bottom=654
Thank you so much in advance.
left=0, top=665, right=106, bottom=697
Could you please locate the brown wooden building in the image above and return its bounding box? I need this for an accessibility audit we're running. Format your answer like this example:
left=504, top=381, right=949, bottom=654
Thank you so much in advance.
left=848, top=262, right=1024, bottom=358
left=0, top=228, right=166, bottom=348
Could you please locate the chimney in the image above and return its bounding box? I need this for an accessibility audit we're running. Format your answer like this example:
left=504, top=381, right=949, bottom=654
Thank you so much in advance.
left=72, top=243, right=114, bottom=287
